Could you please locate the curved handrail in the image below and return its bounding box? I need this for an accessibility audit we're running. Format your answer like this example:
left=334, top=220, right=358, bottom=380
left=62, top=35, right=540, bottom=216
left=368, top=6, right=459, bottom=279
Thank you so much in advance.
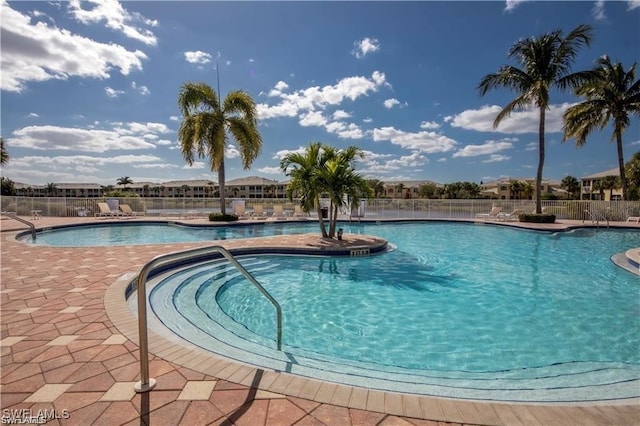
left=1, top=212, right=36, bottom=240
left=134, top=245, right=282, bottom=393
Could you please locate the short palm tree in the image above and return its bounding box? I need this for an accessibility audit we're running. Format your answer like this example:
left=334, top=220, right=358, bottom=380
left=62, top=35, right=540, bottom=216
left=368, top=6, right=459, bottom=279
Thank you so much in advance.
left=478, top=24, right=593, bottom=213
left=178, top=82, right=262, bottom=214
left=281, top=142, right=330, bottom=237
left=0, top=137, right=8, bottom=165
left=562, top=56, right=640, bottom=200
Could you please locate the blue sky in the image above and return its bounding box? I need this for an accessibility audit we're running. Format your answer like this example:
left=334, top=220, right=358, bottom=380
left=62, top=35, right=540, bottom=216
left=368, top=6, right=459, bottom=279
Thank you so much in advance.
left=1, top=0, right=639, bottom=186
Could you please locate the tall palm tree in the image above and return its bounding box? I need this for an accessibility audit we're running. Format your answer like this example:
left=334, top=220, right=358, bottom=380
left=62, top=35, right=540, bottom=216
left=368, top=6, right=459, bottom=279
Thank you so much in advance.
left=178, top=82, right=262, bottom=214
left=0, top=137, right=8, bottom=165
left=562, top=56, right=640, bottom=200
left=367, top=179, right=385, bottom=198
left=510, top=180, right=524, bottom=200
left=478, top=24, right=593, bottom=213
left=45, top=182, right=57, bottom=197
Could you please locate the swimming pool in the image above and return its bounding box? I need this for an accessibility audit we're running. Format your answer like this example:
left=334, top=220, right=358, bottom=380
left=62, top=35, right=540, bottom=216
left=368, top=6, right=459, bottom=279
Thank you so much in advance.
left=135, top=222, right=640, bottom=402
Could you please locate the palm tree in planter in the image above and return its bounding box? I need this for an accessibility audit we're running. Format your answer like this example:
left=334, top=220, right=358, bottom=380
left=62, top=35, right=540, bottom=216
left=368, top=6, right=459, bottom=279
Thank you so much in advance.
left=178, top=82, right=262, bottom=214
left=281, top=142, right=330, bottom=237
left=478, top=24, right=593, bottom=214
left=562, top=56, right=640, bottom=200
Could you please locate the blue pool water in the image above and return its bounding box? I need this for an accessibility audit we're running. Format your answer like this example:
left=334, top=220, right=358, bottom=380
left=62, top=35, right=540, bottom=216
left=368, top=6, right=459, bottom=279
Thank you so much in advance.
left=142, top=223, right=640, bottom=402
left=23, top=221, right=319, bottom=246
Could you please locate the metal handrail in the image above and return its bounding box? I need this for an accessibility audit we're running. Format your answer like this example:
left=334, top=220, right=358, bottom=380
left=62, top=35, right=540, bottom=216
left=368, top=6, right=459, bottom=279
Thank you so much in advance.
left=134, top=245, right=283, bottom=393
left=584, top=209, right=610, bottom=228
left=1, top=212, right=36, bottom=239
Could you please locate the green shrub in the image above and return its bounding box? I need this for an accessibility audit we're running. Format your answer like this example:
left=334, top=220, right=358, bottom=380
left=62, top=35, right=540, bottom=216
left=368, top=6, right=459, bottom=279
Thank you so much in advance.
left=209, top=213, right=238, bottom=222
left=518, top=213, right=556, bottom=223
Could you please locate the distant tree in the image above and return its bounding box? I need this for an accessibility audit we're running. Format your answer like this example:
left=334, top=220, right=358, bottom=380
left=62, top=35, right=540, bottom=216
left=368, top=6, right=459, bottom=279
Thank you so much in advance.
left=599, top=175, right=620, bottom=200
left=117, top=176, right=133, bottom=190
left=0, top=137, right=8, bottom=165
left=625, top=151, right=640, bottom=190
left=1, top=177, right=15, bottom=195
left=479, top=24, right=593, bottom=213
left=367, top=179, right=385, bottom=198
left=418, top=183, right=439, bottom=199
left=181, top=184, right=190, bottom=198
left=177, top=82, right=262, bottom=214
left=395, top=183, right=405, bottom=198
left=522, top=182, right=535, bottom=200
left=563, top=56, right=640, bottom=200
left=45, top=182, right=57, bottom=197
left=561, top=176, right=581, bottom=199
left=510, top=180, right=524, bottom=199
left=143, top=184, right=150, bottom=197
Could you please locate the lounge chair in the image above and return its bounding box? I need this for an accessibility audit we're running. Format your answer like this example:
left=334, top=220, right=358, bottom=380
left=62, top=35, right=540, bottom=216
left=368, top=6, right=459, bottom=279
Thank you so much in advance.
left=95, top=202, right=121, bottom=218
left=292, top=205, right=306, bottom=217
left=234, top=204, right=249, bottom=220
left=627, top=216, right=640, bottom=223
left=119, top=204, right=144, bottom=217
left=272, top=204, right=287, bottom=219
left=498, top=208, right=525, bottom=222
left=252, top=204, right=267, bottom=219
left=476, top=206, right=501, bottom=220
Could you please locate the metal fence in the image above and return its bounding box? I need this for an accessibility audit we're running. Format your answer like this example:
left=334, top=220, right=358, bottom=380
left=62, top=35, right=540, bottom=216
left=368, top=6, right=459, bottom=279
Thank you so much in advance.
left=2, top=196, right=640, bottom=222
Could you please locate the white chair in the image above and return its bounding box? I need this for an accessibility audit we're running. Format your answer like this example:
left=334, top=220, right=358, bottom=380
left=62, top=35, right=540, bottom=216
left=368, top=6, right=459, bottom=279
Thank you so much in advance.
left=498, top=209, right=524, bottom=222
left=272, top=204, right=287, bottom=219
left=252, top=204, right=267, bottom=219
left=476, top=206, right=501, bottom=220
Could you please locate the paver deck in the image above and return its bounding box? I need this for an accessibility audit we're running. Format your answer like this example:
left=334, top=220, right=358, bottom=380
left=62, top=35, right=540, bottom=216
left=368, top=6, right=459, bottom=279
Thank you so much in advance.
left=1, top=215, right=639, bottom=425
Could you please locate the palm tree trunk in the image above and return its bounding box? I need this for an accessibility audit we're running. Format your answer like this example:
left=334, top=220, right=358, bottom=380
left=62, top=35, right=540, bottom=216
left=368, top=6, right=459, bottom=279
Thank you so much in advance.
left=328, top=202, right=338, bottom=238
left=316, top=196, right=328, bottom=237
left=535, top=107, right=546, bottom=214
left=616, top=131, right=627, bottom=200
left=218, top=161, right=226, bottom=215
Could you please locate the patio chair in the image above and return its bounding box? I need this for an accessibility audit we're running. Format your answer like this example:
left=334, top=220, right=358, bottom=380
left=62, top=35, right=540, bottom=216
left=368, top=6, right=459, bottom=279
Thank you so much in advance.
left=95, top=202, right=121, bottom=218
left=272, top=204, right=287, bottom=219
left=498, top=209, right=525, bottom=222
left=119, top=204, right=144, bottom=218
left=234, top=204, right=249, bottom=220
left=475, top=206, right=501, bottom=220
left=252, top=204, right=267, bottom=219
left=292, top=205, right=306, bottom=217
left=626, top=216, right=640, bottom=223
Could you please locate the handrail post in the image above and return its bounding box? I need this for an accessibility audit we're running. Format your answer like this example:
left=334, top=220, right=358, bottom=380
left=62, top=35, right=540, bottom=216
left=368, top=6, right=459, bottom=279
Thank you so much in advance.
left=134, top=245, right=282, bottom=393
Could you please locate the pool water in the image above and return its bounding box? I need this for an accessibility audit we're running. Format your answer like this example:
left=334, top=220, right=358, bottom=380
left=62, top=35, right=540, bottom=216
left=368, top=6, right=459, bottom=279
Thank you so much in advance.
left=144, top=223, right=640, bottom=401
left=25, top=222, right=319, bottom=246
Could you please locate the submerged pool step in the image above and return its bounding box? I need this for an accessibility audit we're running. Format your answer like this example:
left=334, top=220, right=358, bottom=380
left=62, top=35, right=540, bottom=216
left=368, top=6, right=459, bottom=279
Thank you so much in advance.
left=142, top=257, right=640, bottom=402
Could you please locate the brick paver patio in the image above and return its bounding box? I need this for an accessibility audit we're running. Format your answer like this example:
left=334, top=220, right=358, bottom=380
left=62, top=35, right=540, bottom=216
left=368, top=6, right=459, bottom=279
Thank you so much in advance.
left=1, top=215, right=638, bottom=425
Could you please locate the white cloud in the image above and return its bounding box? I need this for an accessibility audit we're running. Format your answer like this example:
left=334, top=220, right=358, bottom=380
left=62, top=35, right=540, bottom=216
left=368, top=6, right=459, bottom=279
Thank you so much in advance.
left=29, top=113, right=40, bottom=118
left=352, top=37, right=380, bottom=59
left=225, top=145, right=240, bottom=159
left=373, top=126, right=458, bottom=154
left=629, top=0, right=640, bottom=10
left=1, top=2, right=147, bottom=92
left=593, top=0, right=606, bottom=20
left=183, top=161, right=205, bottom=169
left=299, top=111, right=327, bottom=127
left=68, top=0, right=157, bottom=45
left=169, top=115, right=179, bottom=121
left=384, top=98, right=400, bottom=109
left=131, top=81, right=150, bottom=95
left=7, top=121, right=172, bottom=153
left=504, top=0, right=530, bottom=12
left=257, top=166, right=284, bottom=175
left=257, top=71, right=388, bottom=120
left=184, top=50, right=212, bottom=64
left=482, top=154, right=511, bottom=163
left=420, top=121, right=440, bottom=130
left=524, top=142, right=537, bottom=151
left=333, top=110, right=351, bottom=120
left=105, top=87, right=125, bottom=98
left=363, top=117, right=373, bottom=123
left=447, top=103, right=574, bottom=134
left=272, top=146, right=308, bottom=160
left=453, top=139, right=514, bottom=158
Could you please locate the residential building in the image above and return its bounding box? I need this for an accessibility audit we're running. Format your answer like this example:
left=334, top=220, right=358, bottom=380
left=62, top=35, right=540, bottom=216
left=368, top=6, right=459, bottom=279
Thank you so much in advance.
left=580, top=168, right=622, bottom=201
left=480, top=177, right=567, bottom=200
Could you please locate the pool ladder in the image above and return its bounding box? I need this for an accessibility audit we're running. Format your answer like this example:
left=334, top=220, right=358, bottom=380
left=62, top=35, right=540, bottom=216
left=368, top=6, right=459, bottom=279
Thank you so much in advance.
left=134, top=245, right=283, bottom=393
left=583, top=209, right=610, bottom=228
left=1, top=212, right=36, bottom=239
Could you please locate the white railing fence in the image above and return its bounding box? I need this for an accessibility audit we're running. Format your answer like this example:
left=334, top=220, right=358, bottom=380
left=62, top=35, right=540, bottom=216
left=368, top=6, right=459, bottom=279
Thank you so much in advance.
left=1, top=196, right=639, bottom=222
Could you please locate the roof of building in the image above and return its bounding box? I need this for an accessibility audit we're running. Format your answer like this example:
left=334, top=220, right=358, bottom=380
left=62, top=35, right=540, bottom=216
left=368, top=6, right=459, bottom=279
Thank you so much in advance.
left=581, top=168, right=619, bottom=179
left=225, top=176, right=283, bottom=186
